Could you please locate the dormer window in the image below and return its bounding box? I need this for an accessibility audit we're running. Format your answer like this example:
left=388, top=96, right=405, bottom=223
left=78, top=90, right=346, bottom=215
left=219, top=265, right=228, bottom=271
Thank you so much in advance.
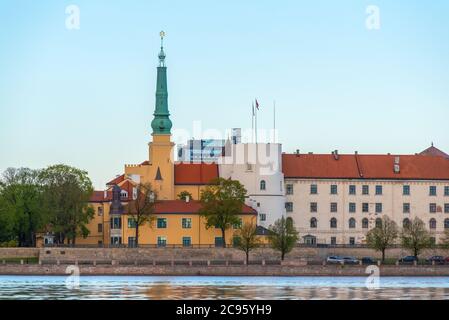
left=120, top=190, right=128, bottom=199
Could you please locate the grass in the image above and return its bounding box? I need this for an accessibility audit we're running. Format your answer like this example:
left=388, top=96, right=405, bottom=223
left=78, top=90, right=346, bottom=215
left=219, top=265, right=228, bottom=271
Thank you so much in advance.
left=0, top=257, right=39, bottom=264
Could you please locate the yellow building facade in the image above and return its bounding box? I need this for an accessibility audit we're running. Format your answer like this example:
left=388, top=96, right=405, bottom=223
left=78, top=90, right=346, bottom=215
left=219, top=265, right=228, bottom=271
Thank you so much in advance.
left=75, top=34, right=257, bottom=247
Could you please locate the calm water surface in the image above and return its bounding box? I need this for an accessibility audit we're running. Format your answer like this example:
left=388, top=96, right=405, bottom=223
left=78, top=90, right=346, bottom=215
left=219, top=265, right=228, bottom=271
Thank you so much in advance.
left=1, top=275, right=449, bottom=300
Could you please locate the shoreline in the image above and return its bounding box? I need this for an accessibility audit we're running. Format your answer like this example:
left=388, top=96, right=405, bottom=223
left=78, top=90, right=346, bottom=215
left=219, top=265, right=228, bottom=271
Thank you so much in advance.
left=3, top=265, right=449, bottom=277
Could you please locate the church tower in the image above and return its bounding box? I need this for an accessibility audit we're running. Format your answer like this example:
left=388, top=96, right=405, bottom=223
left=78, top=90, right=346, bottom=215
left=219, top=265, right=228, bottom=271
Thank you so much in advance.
left=148, top=31, right=175, bottom=200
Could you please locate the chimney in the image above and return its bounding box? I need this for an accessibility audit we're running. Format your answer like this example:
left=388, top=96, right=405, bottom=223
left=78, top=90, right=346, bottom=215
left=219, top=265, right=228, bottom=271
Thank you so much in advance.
left=185, top=195, right=190, bottom=203
left=295, top=149, right=300, bottom=157
left=333, top=150, right=339, bottom=160
left=104, top=190, right=107, bottom=199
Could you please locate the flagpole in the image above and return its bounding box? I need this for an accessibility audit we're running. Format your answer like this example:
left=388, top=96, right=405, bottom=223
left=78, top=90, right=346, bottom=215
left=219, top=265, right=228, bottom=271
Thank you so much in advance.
left=251, top=102, right=255, bottom=143
left=255, top=100, right=258, bottom=145
left=273, top=100, right=276, bottom=143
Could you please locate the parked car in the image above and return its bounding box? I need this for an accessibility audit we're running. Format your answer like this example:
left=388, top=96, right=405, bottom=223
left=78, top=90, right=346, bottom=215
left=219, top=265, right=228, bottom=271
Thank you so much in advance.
left=342, top=256, right=359, bottom=265
left=361, top=257, right=377, bottom=265
left=426, top=256, right=446, bottom=265
left=326, top=256, right=344, bottom=264
left=398, top=256, right=418, bottom=264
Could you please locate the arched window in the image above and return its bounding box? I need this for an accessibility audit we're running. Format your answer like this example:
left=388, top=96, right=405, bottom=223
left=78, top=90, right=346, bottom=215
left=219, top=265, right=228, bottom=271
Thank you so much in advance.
left=330, top=218, right=337, bottom=229
left=310, top=218, right=317, bottom=229
left=349, top=218, right=356, bottom=229
left=362, top=218, right=369, bottom=229
left=260, top=180, right=266, bottom=191
left=445, top=219, right=449, bottom=229
left=375, top=218, right=382, bottom=228
left=403, top=218, right=411, bottom=229
left=429, top=218, right=436, bottom=230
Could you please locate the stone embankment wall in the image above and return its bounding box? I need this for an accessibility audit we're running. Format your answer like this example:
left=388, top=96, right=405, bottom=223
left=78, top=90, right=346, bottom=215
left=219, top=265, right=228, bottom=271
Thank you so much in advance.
left=0, top=248, right=39, bottom=258
left=2, top=264, right=449, bottom=276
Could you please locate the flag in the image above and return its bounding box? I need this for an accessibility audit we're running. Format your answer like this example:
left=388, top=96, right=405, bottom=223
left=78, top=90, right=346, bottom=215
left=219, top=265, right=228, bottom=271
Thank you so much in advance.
left=255, top=99, right=260, bottom=110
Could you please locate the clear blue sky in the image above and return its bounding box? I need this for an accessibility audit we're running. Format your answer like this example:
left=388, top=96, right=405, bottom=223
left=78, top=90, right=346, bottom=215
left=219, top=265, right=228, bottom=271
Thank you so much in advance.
left=1, top=0, right=448, bottom=189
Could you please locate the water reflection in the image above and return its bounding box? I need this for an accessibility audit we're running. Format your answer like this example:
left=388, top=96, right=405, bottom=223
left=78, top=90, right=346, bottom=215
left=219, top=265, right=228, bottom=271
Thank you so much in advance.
left=1, top=276, right=449, bottom=300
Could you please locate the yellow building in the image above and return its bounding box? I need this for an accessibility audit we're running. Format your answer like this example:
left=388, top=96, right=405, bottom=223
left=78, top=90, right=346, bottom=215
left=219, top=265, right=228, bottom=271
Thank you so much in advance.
left=77, top=33, right=257, bottom=247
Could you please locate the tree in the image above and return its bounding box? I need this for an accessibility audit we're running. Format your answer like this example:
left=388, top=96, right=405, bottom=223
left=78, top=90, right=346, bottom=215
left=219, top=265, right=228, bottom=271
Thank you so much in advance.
left=177, top=190, right=193, bottom=201
left=441, top=229, right=449, bottom=249
left=40, top=165, right=94, bottom=245
left=234, top=222, right=261, bottom=265
left=401, top=217, right=432, bottom=259
left=366, top=216, right=398, bottom=262
left=0, top=168, right=46, bottom=247
left=126, top=183, right=156, bottom=246
left=268, top=216, right=299, bottom=261
left=199, top=177, right=247, bottom=248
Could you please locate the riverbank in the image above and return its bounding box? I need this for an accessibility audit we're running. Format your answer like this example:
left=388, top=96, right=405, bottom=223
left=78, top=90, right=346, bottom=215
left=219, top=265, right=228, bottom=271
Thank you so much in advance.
left=2, top=264, right=449, bottom=276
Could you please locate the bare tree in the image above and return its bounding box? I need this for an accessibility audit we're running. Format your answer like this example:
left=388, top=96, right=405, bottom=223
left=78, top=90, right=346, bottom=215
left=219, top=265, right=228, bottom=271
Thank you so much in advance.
left=234, top=222, right=261, bottom=265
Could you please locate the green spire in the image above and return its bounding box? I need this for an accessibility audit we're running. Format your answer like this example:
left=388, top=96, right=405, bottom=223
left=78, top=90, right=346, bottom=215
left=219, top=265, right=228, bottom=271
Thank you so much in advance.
left=151, top=31, right=172, bottom=135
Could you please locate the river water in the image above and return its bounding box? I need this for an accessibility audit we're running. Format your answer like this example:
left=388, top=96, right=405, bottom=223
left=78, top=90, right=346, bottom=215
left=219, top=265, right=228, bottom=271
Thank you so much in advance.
left=1, top=275, right=449, bottom=300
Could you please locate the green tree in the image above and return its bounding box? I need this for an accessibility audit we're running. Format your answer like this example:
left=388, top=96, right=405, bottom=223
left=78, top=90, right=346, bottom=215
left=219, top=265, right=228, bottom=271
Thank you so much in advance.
left=366, top=216, right=398, bottom=262
left=234, top=222, right=261, bottom=265
left=268, top=216, right=299, bottom=261
left=440, top=229, right=449, bottom=249
left=177, top=190, right=193, bottom=201
left=0, top=168, right=46, bottom=247
left=401, top=217, right=432, bottom=259
left=40, top=165, right=94, bottom=245
left=125, top=183, right=156, bottom=246
left=199, top=177, right=247, bottom=248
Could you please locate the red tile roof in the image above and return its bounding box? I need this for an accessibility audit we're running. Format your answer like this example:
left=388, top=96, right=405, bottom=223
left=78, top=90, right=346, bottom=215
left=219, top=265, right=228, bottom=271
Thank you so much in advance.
left=106, top=174, right=125, bottom=186
left=420, top=146, right=449, bottom=159
left=282, top=153, right=449, bottom=180
left=174, top=163, right=219, bottom=185
left=90, top=191, right=111, bottom=202
left=126, top=200, right=256, bottom=215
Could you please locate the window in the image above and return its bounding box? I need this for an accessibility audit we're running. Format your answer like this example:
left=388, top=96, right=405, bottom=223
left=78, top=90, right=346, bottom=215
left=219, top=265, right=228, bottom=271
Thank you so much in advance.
left=310, top=184, right=318, bottom=194
left=362, top=218, right=369, bottom=229
left=403, top=203, right=410, bottom=214
left=362, top=185, right=369, bottom=195
left=375, top=218, right=382, bottom=228
left=375, top=203, right=383, bottom=213
left=445, top=219, right=449, bottom=229
left=330, top=185, right=338, bottom=195
left=215, top=237, right=224, bottom=247
left=403, top=218, right=411, bottom=229
left=233, top=218, right=243, bottom=229
left=286, top=184, right=294, bottom=195
left=98, top=207, right=103, bottom=216
left=157, top=218, right=167, bottom=229
left=285, top=202, right=293, bottom=212
left=110, top=217, right=121, bottom=229
left=110, top=236, right=122, bottom=245
left=232, top=236, right=241, bottom=247
left=349, top=203, right=356, bottom=213
left=97, top=223, right=103, bottom=233
left=182, top=237, right=191, bottom=247
left=330, top=218, right=337, bottom=229
left=128, top=237, right=136, bottom=248
left=259, top=213, right=266, bottom=222
left=182, top=218, right=192, bottom=229
left=349, top=237, right=355, bottom=245
left=157, top=236, right=167, bottom=247
left=330, top=237, right=337, bottom=245
left=310, top=202, right=318, bottom=213
left=128, top=218, right=137, bottom=228
left=445, top=186, right=449, bottom=196
left=445, top=204, right=449, bottom=214
left=429, top=218, right=437, bottom=230
left=430, top=203, right=437, bottom=213
left=430, top=186, right=437, bottom=196
left=362, top=203, right=369, bottom=213
left=349, top=218, right=356, bottom=229
left=310, top=218, right=317, bottom=229
left=403, top=185, right=410, bottom=196
left=120, top=190, right=128, bottom=199
left=260, top=180, right=266, bottom=191
left=330, top=202, right=338, bottom=213
left=375, top=185, right=383, bottom=195
left=349, top=185, right=356, bottom=195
